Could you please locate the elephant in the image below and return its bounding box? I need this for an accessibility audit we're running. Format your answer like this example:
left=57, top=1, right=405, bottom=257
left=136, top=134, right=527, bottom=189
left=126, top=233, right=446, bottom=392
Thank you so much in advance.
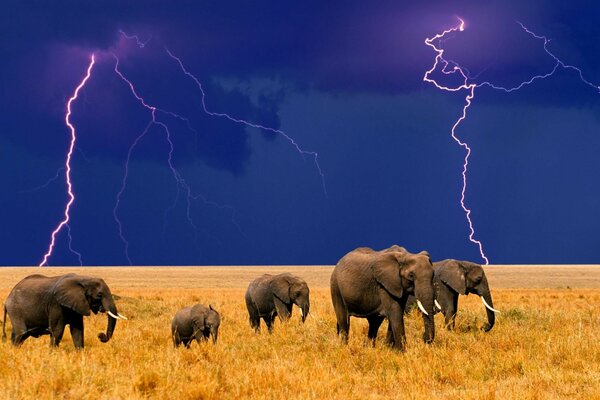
left=171, top=304, right=220, bottom=347
left=405, top=259, right=499, bottom=332
left=2, top=273, right=126, bottom=348
left=330, top=246, right=436, bottom=351
left=245, top=273, right=310, bottom=333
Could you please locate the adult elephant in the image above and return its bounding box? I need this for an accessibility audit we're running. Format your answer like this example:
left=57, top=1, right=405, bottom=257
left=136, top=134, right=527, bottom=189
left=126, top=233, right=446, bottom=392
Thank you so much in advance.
left=245, top=273, right=310, bottom=333
left=406, top=259, right=499, bottom=332
left=330, top=246, right=435, bottom=351
left=171, top=304, right=220, bottom=347
left=2, top=273, right=126, bottom=348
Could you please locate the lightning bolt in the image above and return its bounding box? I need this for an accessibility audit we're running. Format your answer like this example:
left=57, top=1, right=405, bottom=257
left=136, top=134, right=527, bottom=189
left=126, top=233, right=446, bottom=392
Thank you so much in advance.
left=477, top=21, right=600, bottom=94
left=112, top=55, right=241, bottom=264
left=118, top=30, right=151, bottom=48
left=423, top=18, right=489, bottom=264
left=39, top=54, right=95, bottom=266
left=111, top=31, right=324, bottom=264
left=118, top=31, right=326, bottom=196
left=164, top=49, right=328, bottom=196
left=19, top=167, right=65, bottom=194
left=425, top=18, right=600, bottom=265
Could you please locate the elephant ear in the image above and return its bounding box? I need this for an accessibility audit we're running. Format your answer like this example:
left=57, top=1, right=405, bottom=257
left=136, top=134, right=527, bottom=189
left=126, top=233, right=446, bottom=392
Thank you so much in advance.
left=372, top=253, right=405, bottom=299
left=191, top=309, right=206, bottom=330
left=53, top=276, right=91, bottom=316
left=437, top=260, right=467, bottom=295
left=270, top=277, right=291, bottom=304
left=462, top=261, right=484, bottom=285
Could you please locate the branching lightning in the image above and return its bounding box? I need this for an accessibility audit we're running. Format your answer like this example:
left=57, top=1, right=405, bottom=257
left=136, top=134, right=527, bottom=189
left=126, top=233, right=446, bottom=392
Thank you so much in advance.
left=39, top=54, right=95, bottom=266
left=164, top=49, right=328, bottom=196
left=119, top=30, right=151, bottom=48
left=423, top=18, right=489, bottom=265
left=106, top=31, right=325, bottom=264
left=425, top=18, right=600, bottom=265
left=112, top=55, right=241, bottom=264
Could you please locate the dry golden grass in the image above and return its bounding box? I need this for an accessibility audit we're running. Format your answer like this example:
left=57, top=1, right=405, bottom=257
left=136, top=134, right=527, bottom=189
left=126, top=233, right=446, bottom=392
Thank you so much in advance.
left=0, top=266, right=599, bottom=399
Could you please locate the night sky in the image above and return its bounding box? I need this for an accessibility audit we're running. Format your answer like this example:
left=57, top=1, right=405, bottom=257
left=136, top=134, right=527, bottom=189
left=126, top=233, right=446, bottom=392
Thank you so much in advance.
left=2, top=1, right=599, bottom=266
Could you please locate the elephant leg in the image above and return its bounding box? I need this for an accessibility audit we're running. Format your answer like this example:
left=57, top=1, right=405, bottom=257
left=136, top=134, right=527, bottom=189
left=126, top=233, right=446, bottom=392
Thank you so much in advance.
left=69, top=315, right=84, bottom=349
left=367, top=316, right=384, bottom=346
left=444, top=294, right=458, bottom=330
left=264, top=314, right=275, bottom=333
left=173, top=331, right=182, bottom=347
left=193, top=330, right=207, bottom=344
left=332, top=301, right=349, bottom=343
left=247, top=303, right=261, bottom=333
left=385, top=323, right=394, bottom=346
left=49, top=319, right=66, bottom=347
left=10, top=320, right=29, bottom=346
left=246, top=293, right=262, bottom=333
left=12, top=331, right=30, bottom=346
left=386, top=304, right=406, bottom=351
left=273, top=298, right=291, bottom=322
left=250, top=316, right=261, bottom=333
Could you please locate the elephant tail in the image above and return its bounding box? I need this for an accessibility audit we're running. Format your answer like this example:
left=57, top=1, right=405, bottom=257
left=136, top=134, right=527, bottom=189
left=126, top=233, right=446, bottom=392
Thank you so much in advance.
left=2, top=305, right=7, bottom=342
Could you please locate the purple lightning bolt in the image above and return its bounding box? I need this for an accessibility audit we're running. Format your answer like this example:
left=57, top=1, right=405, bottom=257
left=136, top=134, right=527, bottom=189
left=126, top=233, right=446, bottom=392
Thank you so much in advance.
left=477, top=22, right=600, bottom=93
left=164, top=49, right=327, bottom=196
left=425, top=18, right=600, bottom=265
left=112, top=55, right=241, bottom=264
left=39, top=54, right=95, bottom=266
left=119, top=31, right=326, bottom=196
left=423, top=18, right=489, bottom=264
left=118, top=30, right=152, bottom=48
left=19, top=167, right=65, bottom=194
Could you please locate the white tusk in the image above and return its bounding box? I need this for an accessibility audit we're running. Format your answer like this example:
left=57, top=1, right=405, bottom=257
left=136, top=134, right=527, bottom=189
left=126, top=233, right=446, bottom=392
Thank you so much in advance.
left=117, top=313, right=128, bottom=320
left=107, top=311, right=121, bottom=320
left=299, top=307, right=304, bottom=317
left=481, top=297, right=501, bottom=314
left=416, top=300, right=429, bottom=316
left=434, top=299, right=442, bottom=310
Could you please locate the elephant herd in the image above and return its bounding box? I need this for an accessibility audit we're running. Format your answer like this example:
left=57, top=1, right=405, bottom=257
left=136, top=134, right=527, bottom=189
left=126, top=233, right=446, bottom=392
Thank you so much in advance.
left=2, top=246, right=498, bottom=351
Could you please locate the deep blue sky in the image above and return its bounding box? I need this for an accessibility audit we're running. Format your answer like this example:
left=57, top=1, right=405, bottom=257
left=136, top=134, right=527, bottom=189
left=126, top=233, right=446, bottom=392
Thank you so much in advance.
left=2, top=1, right=599, bottom=266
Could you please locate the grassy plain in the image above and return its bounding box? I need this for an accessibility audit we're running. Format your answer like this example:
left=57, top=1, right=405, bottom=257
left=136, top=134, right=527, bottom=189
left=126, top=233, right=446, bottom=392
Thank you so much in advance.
left=0, top=265, right=599, bottom=399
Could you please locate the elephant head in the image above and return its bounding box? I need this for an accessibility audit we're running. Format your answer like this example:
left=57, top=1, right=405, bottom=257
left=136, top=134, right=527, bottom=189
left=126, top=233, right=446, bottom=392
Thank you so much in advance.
left=202, top=305, right=221, bottom=344
left=270, top=274, right=310, bottom=322
left=52, top=275, right=126, bottom=343
left=435, top=260, right=498, bottom=332
left=397, top=251, right=435, bottom=343
left=372, top=250, right=436, bottom=344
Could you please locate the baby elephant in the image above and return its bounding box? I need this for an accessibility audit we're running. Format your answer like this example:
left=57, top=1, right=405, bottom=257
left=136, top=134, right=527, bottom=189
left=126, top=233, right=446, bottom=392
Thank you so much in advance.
left=171, top=304, right=220, bottom=347
left=245, top=273, right=310, bottom=333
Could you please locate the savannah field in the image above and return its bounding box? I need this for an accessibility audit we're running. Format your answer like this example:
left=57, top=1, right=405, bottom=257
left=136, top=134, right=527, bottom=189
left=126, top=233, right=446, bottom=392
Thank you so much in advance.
left=0, top=265, right=599, bottom=399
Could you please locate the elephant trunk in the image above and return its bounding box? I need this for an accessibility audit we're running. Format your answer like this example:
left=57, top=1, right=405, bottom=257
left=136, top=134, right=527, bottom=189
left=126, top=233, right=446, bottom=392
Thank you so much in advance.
left=415, top=282, right=435, bottom=344
left=211, top=327, right=219, bottom=344
left=98, top=294, right=118, bottom=343
left=298, top=301, right=309, bottom=323
left=478, top=281, right=495, bottom=332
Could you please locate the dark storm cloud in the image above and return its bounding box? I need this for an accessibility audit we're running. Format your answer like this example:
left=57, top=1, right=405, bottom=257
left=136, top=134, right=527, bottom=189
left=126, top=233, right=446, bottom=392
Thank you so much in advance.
left=2, top=1, right=600, bottom=265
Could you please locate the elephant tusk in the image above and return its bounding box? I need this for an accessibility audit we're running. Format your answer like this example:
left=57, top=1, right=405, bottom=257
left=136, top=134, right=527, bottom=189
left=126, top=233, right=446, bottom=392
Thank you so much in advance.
left=416, top=300, right=429, bottom=316
left=481, top=297, right=500, bottom=314
left=117, top=313, right=128, bottom=320
left=299, top=308, right=304, bottom=318
left=107, top=311, right=121, bottom=320
left=434, top=299, right=442, bottom=310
